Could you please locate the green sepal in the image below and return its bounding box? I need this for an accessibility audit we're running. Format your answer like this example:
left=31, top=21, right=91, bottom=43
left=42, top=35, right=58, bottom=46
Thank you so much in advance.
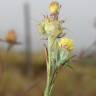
left=56, top=48, right=70, bottom=67
left=38, top=22, right=46, bottom=35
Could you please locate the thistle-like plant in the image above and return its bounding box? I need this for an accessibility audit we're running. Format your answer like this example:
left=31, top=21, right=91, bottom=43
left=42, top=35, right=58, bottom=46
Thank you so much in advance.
left=0, top=30, right=21, bottom=52
left=39, top=1, right=74, bottom=96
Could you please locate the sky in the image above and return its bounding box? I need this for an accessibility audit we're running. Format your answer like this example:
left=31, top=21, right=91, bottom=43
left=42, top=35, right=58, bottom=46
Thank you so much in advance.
left=0, top=0, right=96, bottom=52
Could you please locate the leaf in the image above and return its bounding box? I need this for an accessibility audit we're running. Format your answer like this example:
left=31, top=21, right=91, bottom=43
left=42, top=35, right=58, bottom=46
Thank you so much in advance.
left=56, top=48, right=70, bottom=67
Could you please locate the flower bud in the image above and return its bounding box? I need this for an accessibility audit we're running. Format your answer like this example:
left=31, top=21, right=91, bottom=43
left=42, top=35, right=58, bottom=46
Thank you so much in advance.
left=59, top=38, right=74, bottom=51
left=6, top=30, right=17, bottom=44
left=49, top=1, right=60, bottom=14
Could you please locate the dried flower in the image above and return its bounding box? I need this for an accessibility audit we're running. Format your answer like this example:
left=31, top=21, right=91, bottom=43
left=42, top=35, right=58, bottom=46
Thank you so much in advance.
left=6, top=30, right=17, bottom=44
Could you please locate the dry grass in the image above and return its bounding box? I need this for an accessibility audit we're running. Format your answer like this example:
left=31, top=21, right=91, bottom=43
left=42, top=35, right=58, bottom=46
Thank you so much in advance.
left=0, top=48, right=96, bottom=96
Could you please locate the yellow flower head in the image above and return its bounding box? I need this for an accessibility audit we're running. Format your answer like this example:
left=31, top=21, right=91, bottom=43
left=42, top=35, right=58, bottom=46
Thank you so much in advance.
left=59, top=38, right=74, bottom=51
left=6, top=30, right=17, bottom=43
left=49, top=1, right=60, bottom=14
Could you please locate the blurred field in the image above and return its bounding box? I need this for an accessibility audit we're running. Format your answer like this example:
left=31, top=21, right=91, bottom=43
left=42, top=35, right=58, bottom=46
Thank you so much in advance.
left=0, top=48, right=96, bottom=96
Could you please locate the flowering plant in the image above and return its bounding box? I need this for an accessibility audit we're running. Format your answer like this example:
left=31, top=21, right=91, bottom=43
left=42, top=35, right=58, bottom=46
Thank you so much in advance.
left=0, top=30, right=21, bottom=52
left=39, top=1, right=74, bottom=96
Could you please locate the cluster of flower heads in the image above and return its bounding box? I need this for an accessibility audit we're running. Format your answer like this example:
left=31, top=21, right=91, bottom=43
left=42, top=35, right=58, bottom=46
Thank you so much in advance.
left=39, top=0, right=74, bottom=51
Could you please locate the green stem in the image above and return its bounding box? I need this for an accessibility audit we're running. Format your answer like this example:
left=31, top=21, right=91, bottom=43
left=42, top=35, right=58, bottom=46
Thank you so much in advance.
left=44, top=36, right=55, bottom=96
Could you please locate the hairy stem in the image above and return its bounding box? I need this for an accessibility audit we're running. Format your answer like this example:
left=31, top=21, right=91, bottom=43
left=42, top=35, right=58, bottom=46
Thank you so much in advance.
left=44, top=36, right=56, bottom=96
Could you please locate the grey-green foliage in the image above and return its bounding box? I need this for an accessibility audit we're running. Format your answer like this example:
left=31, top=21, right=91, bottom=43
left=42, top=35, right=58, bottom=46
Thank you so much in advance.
left=51, top=38, right=71, bottom=70
left=38, top=13, right=73, bottom=96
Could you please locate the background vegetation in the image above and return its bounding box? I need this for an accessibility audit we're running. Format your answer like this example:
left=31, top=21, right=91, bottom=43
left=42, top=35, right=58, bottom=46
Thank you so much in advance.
left=0, top=45, right=96, bottom=96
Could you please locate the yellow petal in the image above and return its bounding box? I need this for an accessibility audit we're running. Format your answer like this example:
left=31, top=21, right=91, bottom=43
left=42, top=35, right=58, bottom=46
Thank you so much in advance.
left=59, top=38, right=74, bottom=51
left=49, top=1, right=60, bottom=14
